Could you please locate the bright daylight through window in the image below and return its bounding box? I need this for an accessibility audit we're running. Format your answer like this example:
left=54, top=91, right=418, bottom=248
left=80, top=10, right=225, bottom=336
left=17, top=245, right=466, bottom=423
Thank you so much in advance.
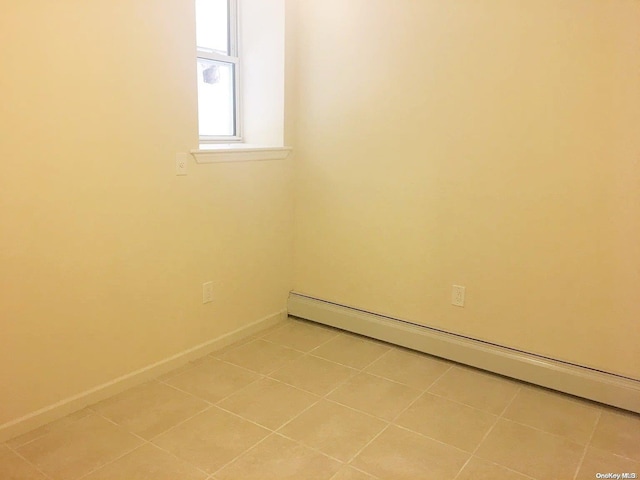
left=196, top=0, right=239, bottom=141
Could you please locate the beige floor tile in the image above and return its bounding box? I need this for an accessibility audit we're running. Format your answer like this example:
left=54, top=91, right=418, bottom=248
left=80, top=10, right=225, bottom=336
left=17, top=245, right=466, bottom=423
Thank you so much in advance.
left=395, top=393, right=497, bottom=452
left=152, top=407, right=269, bottom=474
left=575, top=447, right=640, bottom=480
left=280, top=399, right=386, bottom=462
left=502, top=386, right=600, bottom=444
left=215, top=339, right=302, bottom=374
left=92, top=382, right=209, bottom=439
left=0, top=445, right=49, bottom=480
left=215, top=433, right=341, bottom=480
left=352, top=425, right=469, bottom=480
left=428, top=366, right=520, bottom=415
left=475, top=418, right=584, bottom=480
left=364, top=348, right=452, bottom=390
left=330, top=466, right=378, bottom=480
left=270, top=355, right=356, bottom=396
left=16, top=414, right=144, bottom=480
left=82, top=444, right=208, bottom=480
left=311, top=334, right=390, bottom=370
left=327, top=373, right=421, bottom=421
left=455, top=457, right=533, bottom=480
left=6, top=408, right=92, bottom=449
left=164, top=357, right=260, bottom=403
left=262, top=320, right=339, bottom=352
left=590, top=409, right=640, bottom=462
left=155, top=363, right=195, bottom=382
left=217, top=378, right=318, bottom=429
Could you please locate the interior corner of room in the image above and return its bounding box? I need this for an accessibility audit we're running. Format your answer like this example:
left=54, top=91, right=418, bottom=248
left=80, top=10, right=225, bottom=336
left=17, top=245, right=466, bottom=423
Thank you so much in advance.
left=1, top=0, right=639, bottom=442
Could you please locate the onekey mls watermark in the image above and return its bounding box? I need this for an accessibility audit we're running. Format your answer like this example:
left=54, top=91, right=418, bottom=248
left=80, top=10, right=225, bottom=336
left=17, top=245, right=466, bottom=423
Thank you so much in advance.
left=595, top=474, right=637, bottom=479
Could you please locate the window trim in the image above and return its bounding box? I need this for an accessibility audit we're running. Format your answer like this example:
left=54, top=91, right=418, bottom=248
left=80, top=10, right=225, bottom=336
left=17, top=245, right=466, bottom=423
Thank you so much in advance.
left=197, top=0, right=242, bottom=143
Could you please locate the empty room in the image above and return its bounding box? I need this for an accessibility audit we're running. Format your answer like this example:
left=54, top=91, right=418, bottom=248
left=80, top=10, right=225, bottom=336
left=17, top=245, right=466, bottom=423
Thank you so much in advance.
left=1, top=0, right=638, bottom=479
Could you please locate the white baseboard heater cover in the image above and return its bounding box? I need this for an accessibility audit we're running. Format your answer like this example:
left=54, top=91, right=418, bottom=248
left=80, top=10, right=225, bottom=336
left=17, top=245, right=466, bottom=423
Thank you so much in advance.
left=288, top=292, right=640, bottom=414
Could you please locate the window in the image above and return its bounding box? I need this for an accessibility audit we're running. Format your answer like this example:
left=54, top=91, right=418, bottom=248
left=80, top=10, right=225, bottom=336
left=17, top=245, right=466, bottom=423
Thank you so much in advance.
left=196, top=0, right=240, bottom=141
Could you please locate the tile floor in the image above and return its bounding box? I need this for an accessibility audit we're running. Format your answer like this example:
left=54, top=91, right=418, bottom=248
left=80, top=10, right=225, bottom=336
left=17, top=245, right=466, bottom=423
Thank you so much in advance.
left=2, top=317, right=639, bottom=480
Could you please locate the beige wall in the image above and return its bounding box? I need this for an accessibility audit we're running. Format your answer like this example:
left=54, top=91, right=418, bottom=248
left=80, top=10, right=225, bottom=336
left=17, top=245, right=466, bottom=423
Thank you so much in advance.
left=291, top=0, right=640, bottom=379
left=0, top=0, right=293, bottom=425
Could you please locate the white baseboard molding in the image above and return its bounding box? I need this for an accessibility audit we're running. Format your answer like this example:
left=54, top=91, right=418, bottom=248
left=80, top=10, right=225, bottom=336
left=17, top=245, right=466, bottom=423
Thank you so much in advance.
left=288, top=293, right=640, bottom=414
left=0, top=310, right=287, bottom=443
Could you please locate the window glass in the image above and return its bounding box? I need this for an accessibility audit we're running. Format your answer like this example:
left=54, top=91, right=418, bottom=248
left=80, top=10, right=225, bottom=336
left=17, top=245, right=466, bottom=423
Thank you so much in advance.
left=196, top=0, right=228, bottom=55
left=197, top=59, right=235, bottom=137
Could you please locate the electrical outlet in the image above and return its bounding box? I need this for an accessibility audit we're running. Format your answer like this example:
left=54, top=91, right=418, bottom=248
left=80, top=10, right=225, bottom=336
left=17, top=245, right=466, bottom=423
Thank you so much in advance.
left=202, top=281, right=214, bottom=304
left=451, top=285, right=465, bottom=307
left=176, top=153, right=188, bottom=176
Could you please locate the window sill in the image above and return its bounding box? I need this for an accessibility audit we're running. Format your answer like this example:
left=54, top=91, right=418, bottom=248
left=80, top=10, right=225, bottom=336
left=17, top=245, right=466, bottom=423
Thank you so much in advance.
left=191, top=144, right=292, bottom=164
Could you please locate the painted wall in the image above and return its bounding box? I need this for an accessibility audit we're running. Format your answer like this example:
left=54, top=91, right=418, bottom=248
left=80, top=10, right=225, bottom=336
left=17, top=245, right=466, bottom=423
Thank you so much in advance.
left=290, top=0, right=640, bottom=379
left=0, top=0, right=293, bottom=426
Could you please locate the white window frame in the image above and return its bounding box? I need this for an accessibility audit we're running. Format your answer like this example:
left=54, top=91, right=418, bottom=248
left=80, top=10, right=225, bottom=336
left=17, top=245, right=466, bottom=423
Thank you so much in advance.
left=197, top=0, right=242, bottom=143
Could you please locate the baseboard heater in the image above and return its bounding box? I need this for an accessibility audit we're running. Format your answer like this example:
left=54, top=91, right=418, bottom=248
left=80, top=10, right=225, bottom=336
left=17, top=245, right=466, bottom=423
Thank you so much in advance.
left=288, top=292, right=640, bottom=414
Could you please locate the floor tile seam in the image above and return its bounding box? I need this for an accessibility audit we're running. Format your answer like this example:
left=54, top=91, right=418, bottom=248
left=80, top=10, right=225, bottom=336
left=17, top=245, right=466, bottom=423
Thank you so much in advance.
left=453, top=384, right=523, bottom=480
left=518, top=384, right=608, bottom=411
left=197, top=373, right=268, bottom=405
left=359, top=363, right=453, bottom=392
left=209, top=356, right=276, bottom=377
left=159, top=368, right=269, bottom=407
left=154, top=380, right=220, bottom=409
left=330, top=464, right=382, bottom=480
left=242, top=374, right=324, bottom=401
left=95, top=390, right=215, bottom=440
left=332, top=358, right=428, bottom=390
left=344, top=423, right=393, bottom=471
left=155, top=379, right=218, bottom=405
left=255, top=335, right=331, bottom=355
left=5, top=408, right=96, bottom=450
left=572, top=409, right=603, bottom=480
left=208, top=431, right=310, bottom=478
left=407, top=388, right=506, bottom=420
left=391, top=423, right=474, bottom=456
left=260, top=325, right=342, bottom=352
left=268, top=345, right=362, bottom=375
left=125, top=404, right=214, bottom=443
left=276, top=406, right=389, bottom=463
left=322, top=397, right=402, bottom=424
left=4, top=442, right=57, bottom=480
left=326, top=362, right=451, bottom=426
left=74, top=442, right=152, bottom=480
left=267, top=369, right=359, bottom=397
left=270, top=360, right=392, bottom=460
left=274, top=429, right=353, bottom=464
left=387, top=363, right=457, bottom=422
left=428, top=363, right=524, bottom=393
left=424, top=381, right=520, bottom=415
left=344, top=368, right=473, bottom=472
left=486, top=415, right=597, bottom=449
left=319, top=397, right=394, bottom=426
left=469, top=456, right=539, bottom=480
left=212, top=401, right=290, bottom=433
left=305, top=352, right=377, bottom=372
left=270, top=369, right=363, bottom=434
left=147, top=409, right=285, bottom=477
left=582, top=444, right=640, bottom=464
left=89, top=436, right=214, bottom=480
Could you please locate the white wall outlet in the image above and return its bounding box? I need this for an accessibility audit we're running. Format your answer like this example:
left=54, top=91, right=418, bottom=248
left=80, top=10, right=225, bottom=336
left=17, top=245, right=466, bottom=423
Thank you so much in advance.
left=452, top=285, right=465, bottom=307
left=176, top=153, right=188, bottom=176
left=202, top=281, right=214, bottom=304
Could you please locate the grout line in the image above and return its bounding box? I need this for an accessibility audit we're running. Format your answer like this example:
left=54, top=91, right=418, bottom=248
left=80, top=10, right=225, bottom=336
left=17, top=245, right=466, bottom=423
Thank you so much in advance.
left=75, top=443, right=150, bottom=480
left=451, top=384, right=522, bottom=480
left=5, top=443, right=57, bottom=480
left=572, top=408, right=603, bottom=480
left=342, top=361, right=455, bottom=472
left=207, top=431, right=282, bottom=477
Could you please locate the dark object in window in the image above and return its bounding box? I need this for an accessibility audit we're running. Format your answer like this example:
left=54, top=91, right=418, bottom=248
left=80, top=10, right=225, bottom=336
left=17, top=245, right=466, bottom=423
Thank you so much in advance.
left=203, top=65, right=220, bottom=84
